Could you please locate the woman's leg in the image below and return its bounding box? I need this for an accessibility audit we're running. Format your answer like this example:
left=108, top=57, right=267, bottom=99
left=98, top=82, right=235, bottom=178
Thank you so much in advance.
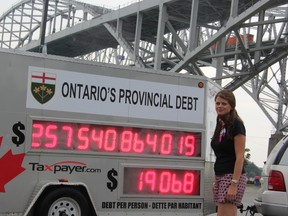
left=217, top=203, right=237, bottom=216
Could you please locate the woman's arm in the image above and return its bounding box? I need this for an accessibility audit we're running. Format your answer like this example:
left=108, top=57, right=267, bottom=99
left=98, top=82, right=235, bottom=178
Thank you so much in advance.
left=226, top=134, right=245, bottom=200
left=233, top=134, right=246, bottom=181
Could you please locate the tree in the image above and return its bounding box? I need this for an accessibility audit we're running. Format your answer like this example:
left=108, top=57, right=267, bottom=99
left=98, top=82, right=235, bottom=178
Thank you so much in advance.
left=245, top=162, right=262, bottom=179
left=244, top=148, right=262, bottom=179
left=244, top=148, right=251, bottom=166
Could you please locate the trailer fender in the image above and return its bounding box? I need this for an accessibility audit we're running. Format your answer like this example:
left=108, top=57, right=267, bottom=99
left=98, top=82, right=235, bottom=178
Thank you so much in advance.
left=23, top=181, right=97, bottom=216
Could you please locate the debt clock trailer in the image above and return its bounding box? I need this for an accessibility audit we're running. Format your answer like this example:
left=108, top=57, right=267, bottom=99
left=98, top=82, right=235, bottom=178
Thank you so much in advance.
left=0, top=48, right=220, bottom=216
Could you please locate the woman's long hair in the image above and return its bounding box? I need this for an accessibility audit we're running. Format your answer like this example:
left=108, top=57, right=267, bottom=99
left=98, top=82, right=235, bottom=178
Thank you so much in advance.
left=212, top=89, right=243, bottom=140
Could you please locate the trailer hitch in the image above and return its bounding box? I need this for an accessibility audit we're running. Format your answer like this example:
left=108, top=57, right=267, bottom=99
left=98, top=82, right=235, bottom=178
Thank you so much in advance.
left=239, top=204, right=258, bottom=216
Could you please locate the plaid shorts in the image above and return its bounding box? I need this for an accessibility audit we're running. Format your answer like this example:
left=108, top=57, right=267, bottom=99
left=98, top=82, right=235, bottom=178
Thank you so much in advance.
left=213, top=173, right=247, bottom=207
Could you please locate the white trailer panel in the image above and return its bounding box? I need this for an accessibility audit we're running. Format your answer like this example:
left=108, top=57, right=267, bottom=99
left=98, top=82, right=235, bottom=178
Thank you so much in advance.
left=0, top=49, right=220, bottom=216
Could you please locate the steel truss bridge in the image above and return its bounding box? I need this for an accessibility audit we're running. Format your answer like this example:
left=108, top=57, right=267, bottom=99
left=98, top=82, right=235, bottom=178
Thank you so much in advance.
left=1, top=0, right=288, bottom=134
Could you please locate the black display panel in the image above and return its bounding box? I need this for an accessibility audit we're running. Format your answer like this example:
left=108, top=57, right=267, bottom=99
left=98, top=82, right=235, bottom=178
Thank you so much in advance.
left=123, top=167, right=201, bottom=196
left=31, top=120, right=201, bottom=157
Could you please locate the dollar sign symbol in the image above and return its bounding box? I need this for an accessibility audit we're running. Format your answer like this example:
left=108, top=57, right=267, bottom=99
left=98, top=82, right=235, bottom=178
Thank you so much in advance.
left=107, top=168, right=118, bottom=192
left=12, top=121, right=25, bottom=147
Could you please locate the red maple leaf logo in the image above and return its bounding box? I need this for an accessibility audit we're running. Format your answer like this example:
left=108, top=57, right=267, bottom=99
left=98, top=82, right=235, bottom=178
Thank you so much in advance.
left=0, top=150, right=25, bottom=192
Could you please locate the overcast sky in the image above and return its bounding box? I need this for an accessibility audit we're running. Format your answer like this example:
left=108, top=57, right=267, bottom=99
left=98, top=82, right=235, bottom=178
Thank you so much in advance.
left=0, top=0, right=274, bottom=168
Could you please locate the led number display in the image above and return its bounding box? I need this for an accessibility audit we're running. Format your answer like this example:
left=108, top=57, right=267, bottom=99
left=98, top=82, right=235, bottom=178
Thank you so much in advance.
left=123, top=167, right=200, bottom=196
left=31, top=120, right=201, bottom=157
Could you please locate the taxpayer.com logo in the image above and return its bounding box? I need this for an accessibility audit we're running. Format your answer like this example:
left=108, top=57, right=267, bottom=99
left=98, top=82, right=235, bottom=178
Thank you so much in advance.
left=28, top=161, right=101, bottom=174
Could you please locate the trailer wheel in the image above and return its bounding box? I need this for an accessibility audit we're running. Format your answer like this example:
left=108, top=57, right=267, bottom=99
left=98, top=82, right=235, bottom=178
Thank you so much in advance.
left=35, top=187, right=91, bottom=216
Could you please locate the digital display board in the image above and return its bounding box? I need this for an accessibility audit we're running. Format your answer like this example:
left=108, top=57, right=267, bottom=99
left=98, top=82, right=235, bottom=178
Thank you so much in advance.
left=31, top=120, right=202, bottom=157
left=123, top=167, right=200, bottom=196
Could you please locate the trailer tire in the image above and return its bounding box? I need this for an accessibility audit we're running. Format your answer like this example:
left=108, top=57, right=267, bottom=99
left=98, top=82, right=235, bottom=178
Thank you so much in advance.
left=35, top=187, right=91, bottom=216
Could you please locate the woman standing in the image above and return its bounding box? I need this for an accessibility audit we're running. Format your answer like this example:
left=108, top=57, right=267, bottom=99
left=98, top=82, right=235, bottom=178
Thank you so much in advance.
left=211, top=89, right=247, bottom=216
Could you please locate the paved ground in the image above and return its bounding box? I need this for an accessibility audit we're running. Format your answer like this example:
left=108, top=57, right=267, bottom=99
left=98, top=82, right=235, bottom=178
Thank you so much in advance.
left=207, top=184, right=262, bottom=216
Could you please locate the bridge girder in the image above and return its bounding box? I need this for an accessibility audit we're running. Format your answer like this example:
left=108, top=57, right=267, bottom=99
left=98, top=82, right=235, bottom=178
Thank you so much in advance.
left=0, top=0, right=288, bottom=132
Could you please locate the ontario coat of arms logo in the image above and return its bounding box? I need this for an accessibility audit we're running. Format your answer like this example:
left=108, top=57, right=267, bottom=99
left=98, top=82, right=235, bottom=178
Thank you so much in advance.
left=31, top=71, right=56, bottom=104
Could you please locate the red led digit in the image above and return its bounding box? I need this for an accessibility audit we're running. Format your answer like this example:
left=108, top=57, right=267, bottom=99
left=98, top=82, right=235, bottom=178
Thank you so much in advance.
left=179, top=136, right=184, bottom=155
left=91, top=129, right=104, bottom=149
left=184, top=135, right=195, bottom=156
left=45, top=124, right=58, bottom=148
left=78, top=127, right=89, bottom=150
left=171, top=173, right=182, bottom=193
left=104, top=129, right=117, bottom=151
left=120, top=130, right=133, bottom=152
left=62, top=125, right=73, bottom=148
left=133, top=132, right=144, bottom=153
left=145, top=170, right=156, bottom=191
left=32, top=123, right=44, bottom=148
left=160, top=133, right=172, bottom=155
left=138, top=171, right=144, bottom=191
left=146, top=134, right=157, bottom=152
left=159, top=171, right=171, bottom=193
left=183, top=172, right=194, bottom=193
